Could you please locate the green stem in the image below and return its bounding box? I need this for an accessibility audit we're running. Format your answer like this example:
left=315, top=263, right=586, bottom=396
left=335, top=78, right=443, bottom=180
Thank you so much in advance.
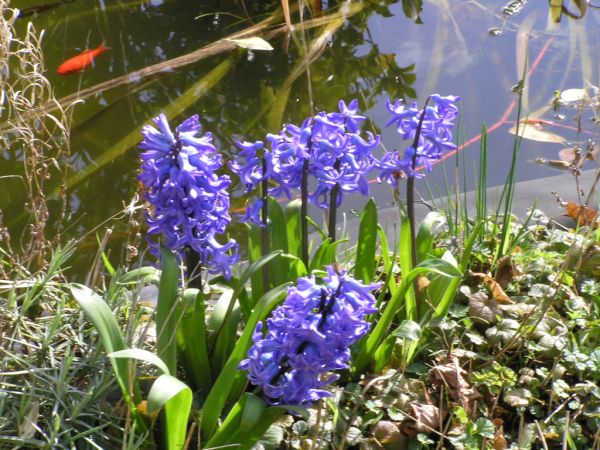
left=407, top=97, right=430, bottom=317
left=327, top=159, right=341, bottom=242
left=261, top=157, right=270, bottom=289
left=301, top=158, right=309, bottom=268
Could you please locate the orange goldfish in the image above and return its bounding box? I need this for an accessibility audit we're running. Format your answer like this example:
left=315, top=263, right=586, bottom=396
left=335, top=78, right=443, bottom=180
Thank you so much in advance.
left=56, top=43, right=108, bottom=75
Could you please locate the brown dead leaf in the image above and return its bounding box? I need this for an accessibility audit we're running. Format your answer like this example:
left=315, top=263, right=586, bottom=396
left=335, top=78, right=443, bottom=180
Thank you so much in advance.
left=372, top=421, right=406, bottom=447
left=563, top=201, right=598, bottom=227
left=492, top=418, right=507, bottom=450
left=508, top=121, right=567, bottom=144
left=495, top=256, right=517, bottom=289
left=416, top=275, right=430, bottom=295
left=409, top=402, right=445, bottom=433
left=429, top=357, right=482, bottom=417
left=470, top=272, right=514, bottom=304
left=533, top=157, right=572, bottom=171
left=136, top=400, right=159, bottom=420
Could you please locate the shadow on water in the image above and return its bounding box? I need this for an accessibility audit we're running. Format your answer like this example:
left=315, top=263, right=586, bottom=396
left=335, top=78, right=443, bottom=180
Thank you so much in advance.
left=3, top=0, right=600, bottom=277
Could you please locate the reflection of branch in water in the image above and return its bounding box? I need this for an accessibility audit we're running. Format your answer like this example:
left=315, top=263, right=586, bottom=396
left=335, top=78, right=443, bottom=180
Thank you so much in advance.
left=1, top=4, right=363, bottom=133
left=245, top=5, right=359, bottom=132
left=56, top=5, right=361, bottom=108
left=16, top=0, right=76, bottom=19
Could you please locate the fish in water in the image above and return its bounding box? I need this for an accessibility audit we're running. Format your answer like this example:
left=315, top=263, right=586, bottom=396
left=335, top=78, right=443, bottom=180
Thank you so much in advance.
left=56, top=43, right=108, bottom=75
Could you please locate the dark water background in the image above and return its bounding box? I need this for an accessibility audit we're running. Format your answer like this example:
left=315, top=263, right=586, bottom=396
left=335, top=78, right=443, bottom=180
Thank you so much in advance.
left=3, top=0, right=600, bottom=274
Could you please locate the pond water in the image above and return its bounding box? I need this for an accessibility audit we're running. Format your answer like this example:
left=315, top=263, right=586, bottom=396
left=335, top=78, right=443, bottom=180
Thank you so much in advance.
left=4, top=0, right=600, bottom=274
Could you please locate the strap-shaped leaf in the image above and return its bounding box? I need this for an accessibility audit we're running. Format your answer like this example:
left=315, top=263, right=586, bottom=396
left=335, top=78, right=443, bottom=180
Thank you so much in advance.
left=148, top=374, right=192, bottom=450
left=354, top=198, right=378, bottom=283
left=109, top=348, right=170, bottom=376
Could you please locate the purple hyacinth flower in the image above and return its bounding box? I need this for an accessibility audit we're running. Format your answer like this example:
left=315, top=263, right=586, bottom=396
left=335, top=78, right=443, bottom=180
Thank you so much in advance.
left=240, top=266, right=380, bottom=406
left=139, top=113, right=239, bottom=279
left=230, top=140, right=266, bottom=193
left=237, top=198, right=264, bottom=228
left=379, top=95, right=459, bottom=183
left=232, top=100, right=381, bottom=216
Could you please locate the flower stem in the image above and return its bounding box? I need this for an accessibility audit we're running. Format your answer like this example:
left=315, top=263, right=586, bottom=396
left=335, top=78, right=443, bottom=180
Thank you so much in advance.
left=327, top=159, right=341, bottom=242
left=186, top=247, right=201, bottom=289
left=407, top=97, right=430, bottom=316
left=301, top=158, right=309, bottom=268
left=261, top=156, right=270, bottom=290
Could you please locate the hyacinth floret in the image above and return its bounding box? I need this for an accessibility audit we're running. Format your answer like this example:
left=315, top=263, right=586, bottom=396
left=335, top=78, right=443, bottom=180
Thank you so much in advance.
left=379, top=95, right=459, bottom=185
left=266, top=118, right=313, bottom=199
left=240, top=266, right=380, bottom=406
left=229, top=140, right=266, bottom=193
left=139, top=113, right=238, bottom=279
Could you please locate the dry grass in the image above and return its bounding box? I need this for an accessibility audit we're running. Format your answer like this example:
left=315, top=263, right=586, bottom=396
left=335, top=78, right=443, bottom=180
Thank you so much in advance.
left=0, top=0, right=76, bottom=273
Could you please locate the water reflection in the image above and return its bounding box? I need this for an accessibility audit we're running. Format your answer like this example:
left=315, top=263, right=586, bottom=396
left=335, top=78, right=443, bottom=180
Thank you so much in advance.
left=3, top=0, right=600, bottom=276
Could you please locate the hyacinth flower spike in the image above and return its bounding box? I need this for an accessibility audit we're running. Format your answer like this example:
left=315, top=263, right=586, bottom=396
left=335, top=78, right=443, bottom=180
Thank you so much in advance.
left=240, top=265, right=380, bottom=406
left=377, top=95, right=459, bottom=317
left=139, top=113, right=239, bottom=282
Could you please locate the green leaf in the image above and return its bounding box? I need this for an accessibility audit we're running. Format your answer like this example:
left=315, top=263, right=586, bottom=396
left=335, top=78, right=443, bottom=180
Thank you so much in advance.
left=268, top=197, right=289, bottom=287
left=306, top=216, right=328, bottom=241
left=118, top=266, right=160, bottom=285
left=310, top=238, right=332, bottom=272
left=433, top=222, right=481, bottom=318
left=416, top=257, right=462, bottom=278
left=207, top=288, right=240, bottom=378
left=207, top=394, right=308, bottom=450
left=322, top=239, right=346, bottom=266
left=241, top=248, right=282, bottom=317
left=280, top=253, right=307, bottom=280
left=227, top=37, right=274, bottom=51
left=70, top=284, right=144, bottom=427
left=96, top=234, right=116, bottom=276
left=70, top=284, right=131, bottom=400
left=426, top=251, right=459, bottom=302
left=201, top=284, right=289, bottom=440
left=156, top=247, right=180, bottom=375
left=109, top=348, right=170, bottom=376
left=354, top=198, right=378, bottom=283
left=473, top=418, right=494, bottom=438
left=268, top=197, right=288, bottom=254
left=147, top=374, right=192, bottom=450
left=177, top=288, right=212, bottom=393
left=309, top=238, right=346, bottom=272
left=285, top=199, right=302, bottom=259
left=240, top=394, right=267, bottom=432
left=249, top=224, right=264, bottom=305
left=416, top=211, right=445, bottom=263
left=399, top=214, right=417, bottom=319
left=377, top=225, right=396, bottom=293
left=353, top=260, right=461, bottom=375
left=392, top=320, right=421, bottom=341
